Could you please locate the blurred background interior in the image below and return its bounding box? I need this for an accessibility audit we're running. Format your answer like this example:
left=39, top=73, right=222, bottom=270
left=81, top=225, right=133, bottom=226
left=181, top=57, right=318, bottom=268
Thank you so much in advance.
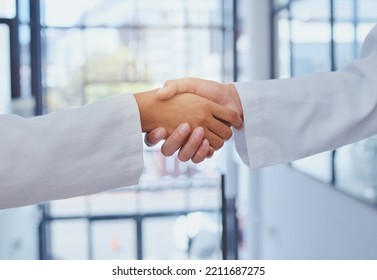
left=1, top=0, right=377, bottom=260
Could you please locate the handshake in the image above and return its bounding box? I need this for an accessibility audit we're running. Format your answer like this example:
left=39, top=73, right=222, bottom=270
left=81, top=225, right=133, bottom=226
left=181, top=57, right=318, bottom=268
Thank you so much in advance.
left=133, top=77, right=243, bottom=163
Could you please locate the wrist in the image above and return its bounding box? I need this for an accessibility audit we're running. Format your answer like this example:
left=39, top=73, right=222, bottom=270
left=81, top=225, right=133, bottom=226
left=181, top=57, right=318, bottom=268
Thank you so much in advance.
left=225, top=83, right=243, bottom=119
left=133, top=90, right=159, bottom=132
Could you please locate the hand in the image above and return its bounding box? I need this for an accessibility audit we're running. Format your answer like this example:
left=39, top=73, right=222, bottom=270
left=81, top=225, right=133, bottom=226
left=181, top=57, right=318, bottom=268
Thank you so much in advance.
left=134, top=89, right=238, bottom=150
left=144, top=78, right=243, bottom=162
left=145, top=124, right=215, bottom=163
left=157, top=77, right=243, bottom=129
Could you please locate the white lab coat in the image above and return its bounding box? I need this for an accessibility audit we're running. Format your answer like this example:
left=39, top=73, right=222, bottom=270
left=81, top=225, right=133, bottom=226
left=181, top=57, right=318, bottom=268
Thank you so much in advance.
left=234, top=24, right=377, bottom=170
left=0, top=93, right=144, bottom=209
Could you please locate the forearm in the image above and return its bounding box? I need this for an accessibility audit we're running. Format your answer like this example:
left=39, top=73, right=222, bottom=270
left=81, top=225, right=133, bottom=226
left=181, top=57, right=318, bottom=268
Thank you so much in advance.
left=234, top=24, right=377, bottom=170
left=0, top=94, right=143, bottom=209
left=235, top=56, right=377, bottom=169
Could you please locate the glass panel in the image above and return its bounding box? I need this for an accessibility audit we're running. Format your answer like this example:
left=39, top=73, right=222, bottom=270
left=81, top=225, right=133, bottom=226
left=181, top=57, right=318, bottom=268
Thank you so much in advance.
left=140, top=29, right=223, bottom=81
left=42, top=0, right=97, bottom=27
left=186, top=0, right=222, bottom=26
left=13, top=23, right=35, bottom=117
left=139, top=188, right=189, bottom=213
left=138, top=183, right=220, bottom=213
left=50, top=219, right=89, bottom=259
left=334, top=0, right=354, bottom=20
left=0, top=24, right=11, bottom=113
left=358, top=0, right=377, bottom=20
left=88, top=190, right=139, bottom=216
left=0, top=0, right=16, bottom=18
left=291, top=21, right=331, bottom=74
left=42, top=28, right=85, bottom=112
left=274, top=0, right=289, bottom=7
left=49, top=196, right=89, bottom=216
left=291, top=0, right=330, bottom=20
left=335, top=141, right=377, bottom=204
left=291, top=21, right=331, bottom=43
left=276, top=17, right=291, bottom=78
left=85, top=0, right=137, bottom=26
left=50, top=189, right=141, bottom=216
left=142, top=213, right=221, bottom=260
left=92, top=220, right=137, bottom=260
left=143, top=217, right=183, bottom=259
left=83, top=28, right=141, bottom=83
left=18, top=0, right=30, bottom=23
left=136, top=0, right=185, bottom=26
left=334, top=23, right=356, bottom=69
left=187, top=185, right=221, bottom=210
left=357, top=23, right=375, bottom=44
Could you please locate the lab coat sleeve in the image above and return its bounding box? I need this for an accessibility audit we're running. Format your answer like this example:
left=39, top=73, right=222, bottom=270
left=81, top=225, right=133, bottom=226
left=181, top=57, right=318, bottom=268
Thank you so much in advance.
left=0, top=93, right=144, bottom=209
left=234, top=24, right=377, bottom=170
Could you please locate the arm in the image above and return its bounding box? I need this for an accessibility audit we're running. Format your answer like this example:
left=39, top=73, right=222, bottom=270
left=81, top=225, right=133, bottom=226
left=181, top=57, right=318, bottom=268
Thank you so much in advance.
left=0, top=88, right=235, bottom=209
left=0, top=94, right=143, bottom=209
left=233, top=24, right=377, bottom=169
left=155, top=24, right=377, bottom=170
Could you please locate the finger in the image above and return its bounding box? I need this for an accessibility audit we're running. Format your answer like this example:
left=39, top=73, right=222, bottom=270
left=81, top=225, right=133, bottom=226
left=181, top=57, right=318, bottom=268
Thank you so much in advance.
left=157, top=78, right=199, bottom=100
left=144, top=127, right=167, bottom=147
left=207, top=146, right=215, bottom=158
left=178, top=127, right=205, bottom=162
left=210, top=101, right=243, bottom=129
left=161, top=123, right=191, bottom=156
left=207, top=119, right=233, bottom=140
left=232, top=117, right=243, bottom=130
left=204, top=129, right=225, bottom=151
left=191, top=139, right=210, bottom=164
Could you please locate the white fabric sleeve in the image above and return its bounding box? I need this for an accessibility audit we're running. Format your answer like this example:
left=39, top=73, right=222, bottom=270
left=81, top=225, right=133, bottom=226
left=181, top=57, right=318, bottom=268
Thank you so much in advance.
left=234, top=24, right=377, bottom=170
left=0, top=93, right=144, bottom=209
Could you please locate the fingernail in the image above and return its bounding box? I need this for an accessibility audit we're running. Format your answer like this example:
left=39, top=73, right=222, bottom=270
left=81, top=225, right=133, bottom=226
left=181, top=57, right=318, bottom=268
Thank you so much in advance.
left=193, top=127, right=204, bottom=139
left=157, top=87, right=168, bottom=95
left=179, top=123, right=190, bottom=133
left=201, top=138, right=209, bottom=148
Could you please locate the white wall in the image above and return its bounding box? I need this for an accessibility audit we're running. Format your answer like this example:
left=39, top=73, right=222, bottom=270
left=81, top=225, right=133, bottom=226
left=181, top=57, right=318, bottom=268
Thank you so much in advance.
left=253, top=165, right=377, bottom=259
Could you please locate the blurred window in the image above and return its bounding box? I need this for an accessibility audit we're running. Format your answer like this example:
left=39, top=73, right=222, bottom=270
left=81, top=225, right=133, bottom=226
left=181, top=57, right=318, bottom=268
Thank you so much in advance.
left=273, top=0, right=377, bottom=204
left=38, top=0, right=233, bottom=260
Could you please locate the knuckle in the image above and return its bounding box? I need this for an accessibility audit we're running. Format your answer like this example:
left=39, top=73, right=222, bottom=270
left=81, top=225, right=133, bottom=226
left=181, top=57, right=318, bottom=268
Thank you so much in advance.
left=192, top=156, right=204, bottom=164
left=161, top=143, right=175, bottom=157
left=178, top=152, right=190, bottom=162
left=213, top=139, right=224, bottom=150
left=230, top=110, right=238, bottom=122
left=224, top=127, right=233, bottom=140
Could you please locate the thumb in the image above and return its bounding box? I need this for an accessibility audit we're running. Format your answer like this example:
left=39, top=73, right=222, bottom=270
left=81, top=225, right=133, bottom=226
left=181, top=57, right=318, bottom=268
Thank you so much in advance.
left=156, top=86, right=176, bottom=100
left=157, top=78, right=199, bottom=100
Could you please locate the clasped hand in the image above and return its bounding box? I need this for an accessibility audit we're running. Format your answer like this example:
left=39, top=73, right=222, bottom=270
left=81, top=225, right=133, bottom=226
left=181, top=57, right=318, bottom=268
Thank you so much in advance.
left=134, top=78, right=243, bottom=163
